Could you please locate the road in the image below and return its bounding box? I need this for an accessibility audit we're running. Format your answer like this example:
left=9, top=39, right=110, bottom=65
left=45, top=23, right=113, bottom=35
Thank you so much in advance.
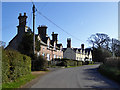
left=31, top=64, right=120, bottom=88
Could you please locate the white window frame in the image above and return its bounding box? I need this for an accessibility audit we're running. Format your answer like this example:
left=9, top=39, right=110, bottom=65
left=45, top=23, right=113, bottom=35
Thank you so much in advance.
left=47, top=39, right=50, bottom=48
left=42, top=53, right=45, bottom=57
left=54, top=55, right=56, bottom=59
left=54, top=42, right=56, bottom=50
left=47, top=54, right=50, bottom=61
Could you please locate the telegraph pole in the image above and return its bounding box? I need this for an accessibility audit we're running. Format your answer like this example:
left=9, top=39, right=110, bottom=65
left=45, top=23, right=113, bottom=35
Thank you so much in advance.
left=112, top=38, right=115, bottom=57
left=33, top=4, right=35, bottom=54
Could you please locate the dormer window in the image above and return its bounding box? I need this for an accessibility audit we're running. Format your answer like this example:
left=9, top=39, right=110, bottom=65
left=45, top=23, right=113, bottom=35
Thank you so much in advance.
left=60, top=46, right=62, bottom=51
left=76, top=49, right=79, bottom=53
left=54, top=42, right=56, bottom=50
left=54, top=55, right=56, bottom=59
left=47, top=39, right=50, bottom=48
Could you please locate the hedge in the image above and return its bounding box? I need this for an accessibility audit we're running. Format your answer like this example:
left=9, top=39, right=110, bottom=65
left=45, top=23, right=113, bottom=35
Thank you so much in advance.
left=54, top=59, right=83, bottom=67
left=2, top=49, right=31, bottom=83
left=49, top=58, right=93, bottom=67
left=104, top=57, right=120, bottom=68
left=98, top=64, right=120, bottom=84
left=82, top=61, right=94, bottom=65
left=32, top=55, right=48, bottom=71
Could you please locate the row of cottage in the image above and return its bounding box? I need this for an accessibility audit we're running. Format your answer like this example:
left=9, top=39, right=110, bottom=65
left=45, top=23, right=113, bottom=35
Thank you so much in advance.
left=7, top=12, right=92, bottom=61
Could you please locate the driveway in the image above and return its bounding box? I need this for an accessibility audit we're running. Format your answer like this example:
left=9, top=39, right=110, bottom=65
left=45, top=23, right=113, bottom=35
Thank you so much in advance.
left=31, top=64, right=120, bottom=88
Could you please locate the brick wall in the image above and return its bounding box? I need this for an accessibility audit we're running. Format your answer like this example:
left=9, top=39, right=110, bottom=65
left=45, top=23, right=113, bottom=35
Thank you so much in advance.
left=40, top=45, right=63, bottom=61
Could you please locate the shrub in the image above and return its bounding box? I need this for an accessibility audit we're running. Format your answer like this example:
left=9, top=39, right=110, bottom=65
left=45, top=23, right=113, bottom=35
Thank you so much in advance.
left=93, top=48, right=112, bottom=62
left=2, top=49, right=31, bottom=83
left=32, top=55, right=48, bottom=71
left=104, top=57, right=120, bottom=68
left=98, top=64, right=120, bottom=83
left=77, top=61, right=82, bottom=66
left=56, top=59, right=82, bottom=67
left=56, top=60, right=67, bottom=67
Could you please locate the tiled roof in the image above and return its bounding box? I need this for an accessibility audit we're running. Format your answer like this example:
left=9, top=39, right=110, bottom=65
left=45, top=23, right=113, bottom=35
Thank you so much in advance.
left=63, top=47, right=92, bottom=55
left=57, top=44, right=62, bottom=48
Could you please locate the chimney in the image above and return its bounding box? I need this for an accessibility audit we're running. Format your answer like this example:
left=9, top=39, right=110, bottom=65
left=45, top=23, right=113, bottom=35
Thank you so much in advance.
left=38, top=25, right=47, bottom=40
left=67, top=38, right=71, bottom=48
left=24, top=12, right=26, bottom=16
left=17, top=13, right=27, bottom=35
left=18, top=13, right=27, bottom=26
left=19, top=13, right=22, bottom=16
left=81, top=44, right=84, bottom=49
left=52, top=32, right=58, bottom=44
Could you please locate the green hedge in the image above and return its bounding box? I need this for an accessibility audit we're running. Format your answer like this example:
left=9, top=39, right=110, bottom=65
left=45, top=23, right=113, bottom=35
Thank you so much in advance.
left=104, top=57, right=120, bottom=68
left=98, top=64, right=120, bottom=84
left=82, top=61, right=94, bottom=65
left=32, top=55, right=48, bottom=71
left=50, top=58, right=93, bottom=67
left=2, top=49, right=31, bottom=83
left=55, top=59, right=83, bottom=67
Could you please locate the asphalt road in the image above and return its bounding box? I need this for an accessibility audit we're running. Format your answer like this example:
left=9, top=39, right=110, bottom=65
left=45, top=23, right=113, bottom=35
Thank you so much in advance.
left=31, top=64, right=120, bottom=88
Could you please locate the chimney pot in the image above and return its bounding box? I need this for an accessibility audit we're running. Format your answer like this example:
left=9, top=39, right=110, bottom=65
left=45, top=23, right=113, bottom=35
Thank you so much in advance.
left=24, top=13, right=26, bottom=16
left=19, top=13, right=22, bottom=16
left=38, top=25, right=47, bottom=40
left=67, top=38, right=71, bottom=48
left=81, top=44, right=84, bottom=49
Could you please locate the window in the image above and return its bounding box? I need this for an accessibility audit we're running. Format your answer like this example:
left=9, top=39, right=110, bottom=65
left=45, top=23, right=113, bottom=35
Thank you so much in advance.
left=42, top=53, right=45, bottom=57
left=77, top=57, right=79, bottom=60
left=37, top=52, right=40, bottom=57
left=47, top=39, right=50, bottom=48
left=60, top=46, right=62, bottom=51
left=54, top=42, right=56, bottom=50
left=54, top=55, right=56, bottom=59
left=47, top=54, right=50, bottom=61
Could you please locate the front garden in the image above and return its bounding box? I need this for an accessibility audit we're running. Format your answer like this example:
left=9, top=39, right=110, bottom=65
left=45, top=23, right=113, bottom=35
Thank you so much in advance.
left=48, top=58, right=94, bottom=68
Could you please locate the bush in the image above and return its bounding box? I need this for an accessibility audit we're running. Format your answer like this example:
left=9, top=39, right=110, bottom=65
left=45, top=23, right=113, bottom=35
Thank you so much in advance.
left=104, top=57, right=120, bottom=68
left=32, top=55, right=48, bottom=71
left=83, top=61, right=94, bottom=65
left=56, top=59, right=82, bottom=67
left=93, top=48, right=112, bottom=62
left=77, top=61, right=82, bottom=66
left=98, top=64, right=120, bottom=83
left=2, top=49, right=31, bottom=83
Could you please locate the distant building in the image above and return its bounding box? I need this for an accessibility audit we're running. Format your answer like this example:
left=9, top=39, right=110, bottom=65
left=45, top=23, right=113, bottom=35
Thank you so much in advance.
left=6, top=13, right=63, bottom=61
left=63, top=38, right=92, bottom=61
left=37, top=26, right=63, bottom=61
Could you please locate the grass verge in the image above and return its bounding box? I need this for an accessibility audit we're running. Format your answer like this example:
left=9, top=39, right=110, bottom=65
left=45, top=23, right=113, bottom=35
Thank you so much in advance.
left=66, top=65, right=82, bottom=68
left=2, top=74, right=36, bottom=88
left=2, top=71, right=49, bottom=89
left=98, top=64, right=120, bottom=84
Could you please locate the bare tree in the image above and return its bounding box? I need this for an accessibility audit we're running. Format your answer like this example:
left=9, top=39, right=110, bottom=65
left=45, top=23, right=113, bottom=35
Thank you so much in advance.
left=88, top=33, right=110, bottom=49
left=112, top=38, right=120, bottom=57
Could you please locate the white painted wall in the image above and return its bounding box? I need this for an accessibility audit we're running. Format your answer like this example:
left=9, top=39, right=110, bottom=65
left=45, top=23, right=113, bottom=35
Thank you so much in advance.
left=63, top=48, right=92, bottom=61
left=63, top=48, right=76, bottom=60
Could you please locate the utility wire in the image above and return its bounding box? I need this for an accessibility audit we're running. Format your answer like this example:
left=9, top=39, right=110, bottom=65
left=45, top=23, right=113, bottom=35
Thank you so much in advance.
left=31, top=0, right=34, bottom=5
left=30, top=0, right=85, bottom=43
left=37, top=10, right=84, bottom=42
